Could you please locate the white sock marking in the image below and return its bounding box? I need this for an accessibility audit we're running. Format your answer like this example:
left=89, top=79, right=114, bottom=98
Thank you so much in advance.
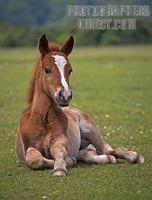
left=52, top=55, right=69, bottom=90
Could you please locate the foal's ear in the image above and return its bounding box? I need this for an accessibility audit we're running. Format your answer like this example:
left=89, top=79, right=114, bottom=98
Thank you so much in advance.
left=39, top=34, right=49, bottom=55
left=61, top=35, right=74, bottom=56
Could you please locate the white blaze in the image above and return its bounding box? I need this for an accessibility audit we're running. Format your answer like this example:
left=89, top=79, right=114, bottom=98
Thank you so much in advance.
left=52, top=55, right=69, bottom=90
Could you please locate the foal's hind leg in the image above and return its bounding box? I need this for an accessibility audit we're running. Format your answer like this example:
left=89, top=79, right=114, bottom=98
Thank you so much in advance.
left=25, top=147, right=54, bottom=169
left=78, top=112, right=105, bottom=155
left=78, top=110, right=144, bottom=164
left=77, top=146, right=117, bottom=164
left=104, top=143, right=144, bottom=164
left=112, top=146, right=144, bottom=163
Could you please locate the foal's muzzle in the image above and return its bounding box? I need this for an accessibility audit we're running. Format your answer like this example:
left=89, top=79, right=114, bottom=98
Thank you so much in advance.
left=56, top=89, right=72, bottom=107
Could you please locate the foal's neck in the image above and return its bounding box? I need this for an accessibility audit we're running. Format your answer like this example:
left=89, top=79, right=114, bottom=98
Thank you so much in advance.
left=31, top=86, right=68, bottom=133
left=31, top=80, right=61, bottom=124
left=33, top=91, right=53, bottom=113
left=29, top=62, right=67, bottom=132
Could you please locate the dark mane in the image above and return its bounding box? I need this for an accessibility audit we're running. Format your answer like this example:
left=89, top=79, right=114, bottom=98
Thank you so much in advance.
left=27, top=42, right=61, bottom=105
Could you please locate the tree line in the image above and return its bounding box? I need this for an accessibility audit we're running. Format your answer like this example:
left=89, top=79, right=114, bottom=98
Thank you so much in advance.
left=0, top=19, right=152, bottom=47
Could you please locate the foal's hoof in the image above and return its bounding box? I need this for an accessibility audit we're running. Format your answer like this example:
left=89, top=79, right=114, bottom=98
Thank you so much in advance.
left=132, top=154, right=144, bottom=164
left=124, top=151, right=144, bottom=164
left=53, top=169, right=66, bottom=177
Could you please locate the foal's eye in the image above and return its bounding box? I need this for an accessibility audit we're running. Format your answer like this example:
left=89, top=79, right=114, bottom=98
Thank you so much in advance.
left=69, top=69, right=73, bottom=75
left=44, top=67, right=51, bottom=74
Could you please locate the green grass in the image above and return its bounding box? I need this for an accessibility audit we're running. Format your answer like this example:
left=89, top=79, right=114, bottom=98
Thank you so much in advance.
left=0, top=45, right=152, bottom=200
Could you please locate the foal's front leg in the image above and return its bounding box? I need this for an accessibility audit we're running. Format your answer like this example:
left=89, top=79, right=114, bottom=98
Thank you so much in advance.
left=51, top=135, right=69, bottom=176
left=25, top=147, right=54, bottom=169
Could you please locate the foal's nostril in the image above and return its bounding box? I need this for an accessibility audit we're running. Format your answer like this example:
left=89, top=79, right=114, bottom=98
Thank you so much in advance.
left=58, top=90, right=64, bottom=101
left=59, top=90, right=62, bottom=98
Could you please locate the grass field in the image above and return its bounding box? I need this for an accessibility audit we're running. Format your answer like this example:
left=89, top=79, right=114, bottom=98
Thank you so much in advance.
left=0, top=46, right=152, bottom=200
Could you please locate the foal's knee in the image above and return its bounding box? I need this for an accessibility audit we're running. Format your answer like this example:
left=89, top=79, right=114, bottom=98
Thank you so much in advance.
left=26, top=147, right=43, bottom=169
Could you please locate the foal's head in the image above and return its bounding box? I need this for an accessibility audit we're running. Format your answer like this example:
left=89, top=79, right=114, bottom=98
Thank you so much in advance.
left=38, top=34, right=74, bottom=107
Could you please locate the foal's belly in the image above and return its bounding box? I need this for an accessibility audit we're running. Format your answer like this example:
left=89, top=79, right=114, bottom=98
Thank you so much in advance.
left=67, top=116, right=81, bottom=158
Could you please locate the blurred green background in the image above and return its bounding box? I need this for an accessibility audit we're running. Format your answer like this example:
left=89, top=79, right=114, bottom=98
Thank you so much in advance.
left=0, top=0, right=152, bottom=47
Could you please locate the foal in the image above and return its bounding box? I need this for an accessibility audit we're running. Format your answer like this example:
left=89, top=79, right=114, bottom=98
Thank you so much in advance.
left=16, top=35, right=144, bottom=176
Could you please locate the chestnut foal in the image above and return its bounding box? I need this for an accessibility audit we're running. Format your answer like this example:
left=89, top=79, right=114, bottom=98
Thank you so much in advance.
left=16, top=35, right=144, bottom=176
